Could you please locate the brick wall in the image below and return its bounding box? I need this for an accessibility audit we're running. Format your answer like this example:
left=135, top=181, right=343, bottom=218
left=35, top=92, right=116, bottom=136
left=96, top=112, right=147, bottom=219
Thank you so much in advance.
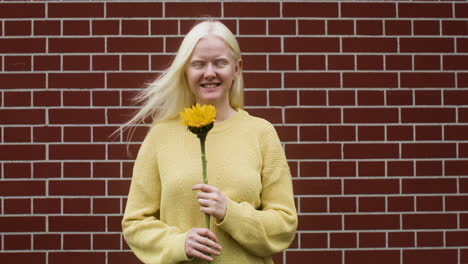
left=0, top=1, right=467, bottom=263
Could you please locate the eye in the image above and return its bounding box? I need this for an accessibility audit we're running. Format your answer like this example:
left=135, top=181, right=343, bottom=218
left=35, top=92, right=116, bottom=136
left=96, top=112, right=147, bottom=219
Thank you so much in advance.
left=215, top=59, right=229, bottom=67
left=190, top=61, right=204, bottom=69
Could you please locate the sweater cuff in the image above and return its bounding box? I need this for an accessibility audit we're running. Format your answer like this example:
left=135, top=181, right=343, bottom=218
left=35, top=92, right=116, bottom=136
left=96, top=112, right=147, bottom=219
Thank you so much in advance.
left=215, top=198, right=243, bottom=232
left=170, top=232, right=193, bottom=262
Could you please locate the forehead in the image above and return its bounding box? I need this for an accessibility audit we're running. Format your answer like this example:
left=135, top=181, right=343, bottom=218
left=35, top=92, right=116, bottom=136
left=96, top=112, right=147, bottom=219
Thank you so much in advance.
left=190, top=35, right=233, bottom=59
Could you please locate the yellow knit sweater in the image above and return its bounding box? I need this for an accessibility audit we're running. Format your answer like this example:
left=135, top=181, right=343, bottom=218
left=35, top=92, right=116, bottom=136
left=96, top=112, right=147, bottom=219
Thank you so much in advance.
left=122, top=109, right=298, bottom=264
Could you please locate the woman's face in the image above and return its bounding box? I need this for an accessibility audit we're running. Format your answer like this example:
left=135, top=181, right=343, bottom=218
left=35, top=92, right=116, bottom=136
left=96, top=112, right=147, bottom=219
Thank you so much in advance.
left=185, top=34, right=241, bottom=108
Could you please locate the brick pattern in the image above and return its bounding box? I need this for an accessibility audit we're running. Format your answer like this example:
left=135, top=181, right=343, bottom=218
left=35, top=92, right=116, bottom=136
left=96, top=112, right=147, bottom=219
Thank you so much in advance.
left=0, top=1, right=467, bottom=263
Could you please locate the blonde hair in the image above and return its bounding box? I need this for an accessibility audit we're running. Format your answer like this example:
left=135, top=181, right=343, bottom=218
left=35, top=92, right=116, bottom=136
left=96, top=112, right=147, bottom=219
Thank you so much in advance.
left=117, top=19, right=244, bottom=141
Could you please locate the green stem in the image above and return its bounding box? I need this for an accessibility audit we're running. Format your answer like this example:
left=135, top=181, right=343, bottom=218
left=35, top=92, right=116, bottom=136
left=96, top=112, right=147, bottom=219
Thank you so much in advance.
left=199, top=137, right=210, bottom=230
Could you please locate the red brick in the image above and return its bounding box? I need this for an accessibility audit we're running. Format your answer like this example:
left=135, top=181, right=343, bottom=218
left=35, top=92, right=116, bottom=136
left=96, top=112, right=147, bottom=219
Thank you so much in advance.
left=5, top=21, right=31, bottom=36
left=447, top=90, right=468, bottom=108
left=64, top=198, right=91, bottom=214
left=401, top=38, right=454, bottom=53
left=403, top=178, right=456, bottom=194
left=0, top=38, right=44, bottom=53
left=33, top=126, right=61, bottom=143
left=329, top=161, right=356, bottom=177
left=33, top=198, right=61, bottom=214
left=415, top=125, right=442, bottom=141
left=180, top=20, right=237, bottom=35
left=93, top=198, right=120, bottom=214
left=344, top=108, right=398, bottom=123
left=166, top=2, right=220, bottom=17
left=62, top=55, right=89, bottom=71
left=399, top=3, right=453, bottom=18
left=386, top=90, right=412, bottom=106
left=301, top=233, right=327, bottom=248
left=401, top=108, right=455, bottom=123
left=300, top=90, right=326, bottom=105
left=49, top=109, right=105, bottom=124
left=63, top=162, right=90, bottom=178
left=108, top=215, right=124, bottom=232
left=344, top=37, right=397, bottom=53
left=33, top=234, right=61, bottom=250
left=108, top=252, right=144, bottom=264
left=34, top=20, right=60, bottom=36
left=357, top=90, right=384, bottom=105
left=244, top=90, right=267, bottom=107
left=284, top=37, right=339, bottom=52
left=442, top=20, right=468, bottom=36
left=300, top=126, right=326, bottom=141
left=4, top=127, right=31, bottom=142
left=268, top=20, right=295, bottom=35
left=107, top=144, right=140, bottom=160
left=63, top=234, right=90, bottom=250
left=404, top=214, right=457, bottom=230
left=49, top=216, right=105, bottom=232
left=416, top=196, right=443, bottom=211
left=243, top=72, right=281, bottom=88
left=107, top=73, right=156, bottom=89
left=92, top=20, right=119, bottom=35
left=49, top=144, right=105, bottom=160
left=4, top=91, right=31, bottom=106
left=0, top=253, right=45, bottom=263
left=49, top=252, right=105, bottom=264
left=342, top=3, right=396, bottom=18
left=300, top=162, right=327, bottom=177
left=283, top=3, right=338, bottom=17
left=63, top=91, right=90, bottom=107
left=415, top=90, right=441, bottom=105
left=328, top=55, right=355, bottom=70
left=461, top=143, right=468, bottom=158
left=445, top=160, right=468, bottom=175
left=0, top=216, right=45, bottom=232
left=403, top=143, right=456, bottom=159
left=225, top=2, right=279, bottom=17
left=356, top=55, right=383, bottom=70
left=108, top=179, right=131, bottom=196
left=286, top=143, right=341, bottom=159
left=64, top=126, right=91, bottom=142
left=343, top=72, right=397, bottom=88
left=329, top=125, right=356, bottom=141
left=385, top=20, right=411, bottom=35
left=275, top=126, right=297, bottom=142
left=346, top=250, right=399, bottom=264
left=298, top=215, right=342, bottom=230
left=108, top=37, right=163, bottom=53
left=269, top=90, right=297, bottom=106
left=345, top=215, right=399, bottom=230
left=0, top=73, right=45, bottom=89
left=358, top=161, right=385, bottom=176
left=122, top=55, right=149, bottom=71
left=388, top=232, right=414, bottom=247
left=416, top=160, right=442, bottom=176
left=455, top=3, right=468, bottom=18
left=388, top=196, right=414, bottom=212
left=94, top=126, right=122, bottom=143
left=287, top=251, right=341, bottom=264
left=444, top=55, right=468, bottom=70
left=300, top=197, right=327, bottom=213
left=356, top=20, right=383, bottom=35
left=94, top=233, right=120, bottom=250
left=285, top=73, right=339, bottom=88
left=238, top=37, right=281, bottom=52
left=328, top=20, right=354, bottom=35
left=299, top=55, right=325, bottom=70
left=447, top=231, right=468, bottom=246
left=92, top=55, right=119, bottom=71
left=285, top=108, right=340, bottom=123
left=330, top=233, right=356, bottom=248
left=328, top=91, right=356, bottom=105
left=345, top=179, right=399, bottom=194
left=151, top=55, right=174, bottom=70
left=63, top=20, right=90, bottom=35
left=293, top=178, right=341, bottom=195
left=330, top=197, right=356, bottom=212
left=107, top=3, right=162, bottom=17
left=414, top=20, right=440, bottom=36
left=49, top=38, right=104, bottom=53
left=4, top=56, right=31, bottom=72
left=0, top=145, right=45, bottom=161
left=4, top=199, right=31, bottom=214
left=386, top=55, right=412, bottom=70
left=0, top=109, right=45, bottom=125
left=92, top=91, right=120, bottom=107
left=4, top=163, right=31, bottom=178
left=269, top=55, right=296, bottom=70
left=298, top=20, right=325, bottom=35
left=359, top=232, right=386, bottom=247
left=460, top=73, right=468, bottom=87
left=122, top=20, right=148, bottom=35
left=48, top=3, right=103, bottom=17
left=34, top=55, right=60, bottom=71
left=0, top=3, right=45, bottom=18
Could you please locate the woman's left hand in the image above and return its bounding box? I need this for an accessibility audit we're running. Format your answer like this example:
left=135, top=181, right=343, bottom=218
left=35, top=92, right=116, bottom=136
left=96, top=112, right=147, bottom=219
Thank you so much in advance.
left=192, top=183, right=227, bottom=221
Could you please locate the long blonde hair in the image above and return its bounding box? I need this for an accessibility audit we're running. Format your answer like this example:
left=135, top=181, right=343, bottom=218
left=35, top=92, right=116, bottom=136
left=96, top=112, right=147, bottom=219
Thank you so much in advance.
left=117, top=19, right=244, bottom=141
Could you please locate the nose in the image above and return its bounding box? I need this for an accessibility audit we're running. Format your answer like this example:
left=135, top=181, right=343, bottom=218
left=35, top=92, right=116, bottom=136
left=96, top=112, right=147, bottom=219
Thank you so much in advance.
left=203, top=63, right=216, bottom=79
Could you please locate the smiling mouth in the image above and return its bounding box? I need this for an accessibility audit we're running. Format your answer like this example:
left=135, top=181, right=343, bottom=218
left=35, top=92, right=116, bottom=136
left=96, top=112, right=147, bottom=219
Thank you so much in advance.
left=201, top=83, right=221, bottom=88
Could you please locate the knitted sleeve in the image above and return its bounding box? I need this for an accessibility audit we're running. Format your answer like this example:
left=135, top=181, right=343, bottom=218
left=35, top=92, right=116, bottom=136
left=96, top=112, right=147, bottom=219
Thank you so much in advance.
left=121, top=126, right=191, bottom=264
left=215, top=122, right=298, bottom=257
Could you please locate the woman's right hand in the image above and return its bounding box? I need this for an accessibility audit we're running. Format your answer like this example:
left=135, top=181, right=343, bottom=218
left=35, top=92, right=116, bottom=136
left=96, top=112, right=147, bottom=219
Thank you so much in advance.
left=185, top=228, right=222, bottom=262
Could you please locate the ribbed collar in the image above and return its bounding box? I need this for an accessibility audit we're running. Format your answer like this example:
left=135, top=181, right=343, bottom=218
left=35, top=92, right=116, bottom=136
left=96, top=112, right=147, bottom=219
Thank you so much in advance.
left=209, top=109, right=249, bottom=135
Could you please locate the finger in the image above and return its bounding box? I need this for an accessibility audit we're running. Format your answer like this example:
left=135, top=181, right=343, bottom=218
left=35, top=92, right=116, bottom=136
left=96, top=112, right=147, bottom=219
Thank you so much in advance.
left=192, top=183, right=217, bottom=192
left=188, top=248, right=214, bottom=262
left=197, top=198, right=212, bottom=207
left=197, top=228, right=220, bottom=244
left=197, top=191, right=217, bottom=200
left=193, top=238, right=221, bottom=256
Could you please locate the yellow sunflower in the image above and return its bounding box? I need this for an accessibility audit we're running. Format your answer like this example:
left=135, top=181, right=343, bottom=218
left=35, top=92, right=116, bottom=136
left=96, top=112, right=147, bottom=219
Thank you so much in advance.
left=180, top=104, right=216, bottom=128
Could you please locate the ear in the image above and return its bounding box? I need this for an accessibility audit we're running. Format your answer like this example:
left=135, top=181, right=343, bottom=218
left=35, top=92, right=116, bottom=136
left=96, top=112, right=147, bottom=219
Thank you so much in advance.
left=233, top=59, right=242, bottom=79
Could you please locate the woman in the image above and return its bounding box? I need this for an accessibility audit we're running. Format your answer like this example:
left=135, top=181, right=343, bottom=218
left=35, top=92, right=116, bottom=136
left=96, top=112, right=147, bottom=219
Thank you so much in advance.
left=121, top=20, right=297, bottom=263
